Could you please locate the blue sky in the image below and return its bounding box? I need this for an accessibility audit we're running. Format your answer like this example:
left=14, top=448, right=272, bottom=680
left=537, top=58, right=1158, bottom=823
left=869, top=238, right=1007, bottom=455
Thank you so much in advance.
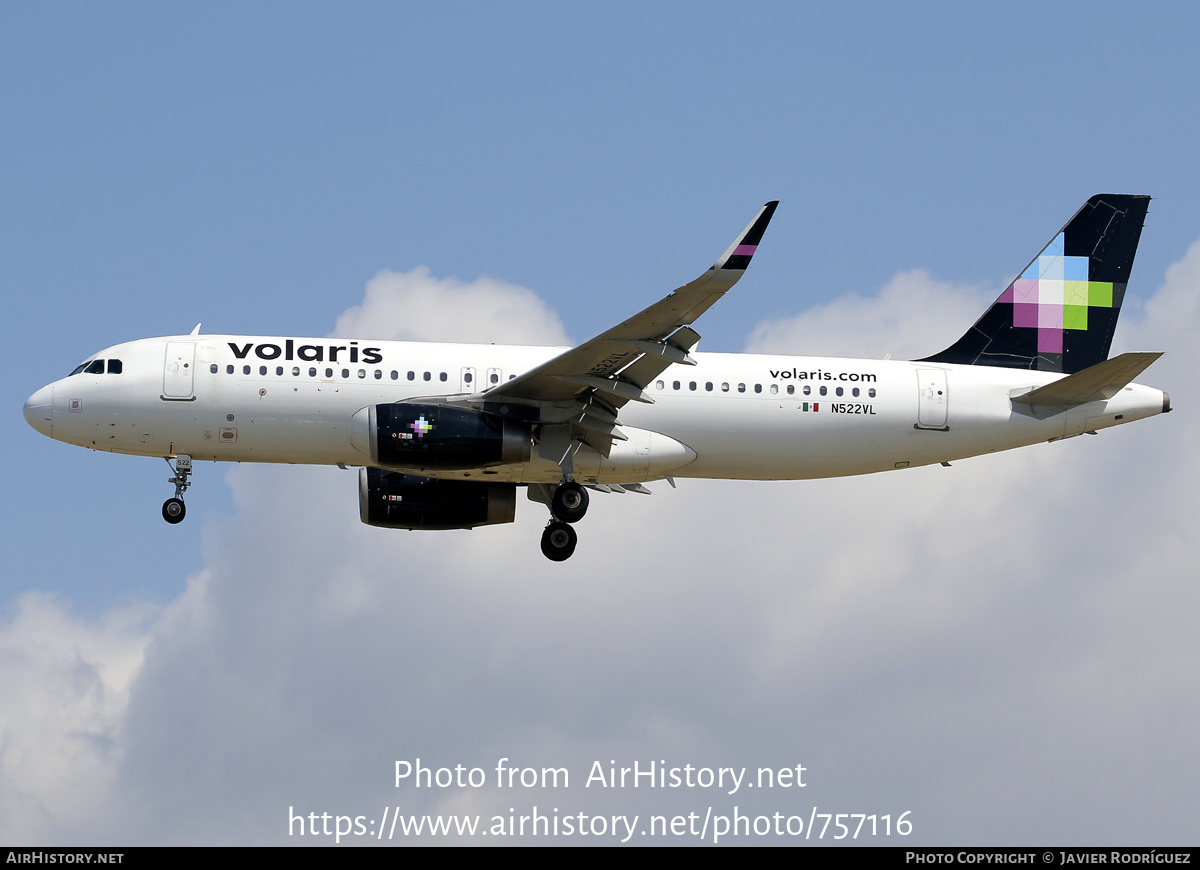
left=3, top=2, right=1198, bottom=845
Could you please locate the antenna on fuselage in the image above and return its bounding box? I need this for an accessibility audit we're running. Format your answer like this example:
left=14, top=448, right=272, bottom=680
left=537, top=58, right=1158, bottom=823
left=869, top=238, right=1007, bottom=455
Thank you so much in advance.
left=190, top=323, right=201, bottom=335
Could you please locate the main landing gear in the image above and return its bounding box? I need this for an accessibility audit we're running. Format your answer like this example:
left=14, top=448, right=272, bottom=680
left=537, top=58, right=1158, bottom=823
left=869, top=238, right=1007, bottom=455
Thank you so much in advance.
left=162, top=455, right=192, bottom=524
left=540, top=521, right=577, bottom=561
left=540, top=480, right=589, bottom=562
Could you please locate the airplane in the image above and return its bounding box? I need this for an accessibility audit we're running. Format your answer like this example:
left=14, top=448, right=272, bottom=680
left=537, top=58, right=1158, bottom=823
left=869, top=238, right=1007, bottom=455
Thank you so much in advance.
left=23, top=195, right=1170, bottom=561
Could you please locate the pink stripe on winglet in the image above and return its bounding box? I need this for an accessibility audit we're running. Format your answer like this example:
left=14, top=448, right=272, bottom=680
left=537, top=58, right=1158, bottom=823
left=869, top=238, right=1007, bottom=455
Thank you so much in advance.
left=733, top=245, right=757, bottom=256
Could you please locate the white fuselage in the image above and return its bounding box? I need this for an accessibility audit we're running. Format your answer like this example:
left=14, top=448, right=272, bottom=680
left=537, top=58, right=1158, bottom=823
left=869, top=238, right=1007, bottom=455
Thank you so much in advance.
left=24, top=334, right=1169, bottom=485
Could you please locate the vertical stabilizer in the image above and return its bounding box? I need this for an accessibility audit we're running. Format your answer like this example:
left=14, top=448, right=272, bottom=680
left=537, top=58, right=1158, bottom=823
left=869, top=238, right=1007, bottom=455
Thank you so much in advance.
left=919, top=194, right=1149, bottom=373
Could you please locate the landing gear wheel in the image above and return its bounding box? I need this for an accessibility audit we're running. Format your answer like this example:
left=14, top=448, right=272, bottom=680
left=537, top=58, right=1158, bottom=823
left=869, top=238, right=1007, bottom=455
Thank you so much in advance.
left=541, top=521, right=578, bottom=561
left=162, top=455, right=193, bottom=525
left=551, top=481, right=589, bottom=523
left=162, top=498, right=186, bottom=524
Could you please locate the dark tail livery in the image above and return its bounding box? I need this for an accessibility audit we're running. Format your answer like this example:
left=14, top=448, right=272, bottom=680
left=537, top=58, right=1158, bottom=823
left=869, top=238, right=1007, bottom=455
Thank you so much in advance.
left=920, top=194, right=1150, bottom=374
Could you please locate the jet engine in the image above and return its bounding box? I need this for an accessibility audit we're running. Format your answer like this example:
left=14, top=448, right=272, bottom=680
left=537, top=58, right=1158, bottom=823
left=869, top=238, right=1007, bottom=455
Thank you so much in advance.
left=351, top=403, right=531, bottom=470
left=358, top=467, right=517, bottom=530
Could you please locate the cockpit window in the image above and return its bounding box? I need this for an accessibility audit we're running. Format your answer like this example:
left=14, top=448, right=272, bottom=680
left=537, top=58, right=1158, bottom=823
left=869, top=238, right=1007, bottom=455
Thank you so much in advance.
left=107, top=359, right=122, bottom=374
left=84, top=360, right=105, bottom=374
left=68, top=361, right=91, bottom=376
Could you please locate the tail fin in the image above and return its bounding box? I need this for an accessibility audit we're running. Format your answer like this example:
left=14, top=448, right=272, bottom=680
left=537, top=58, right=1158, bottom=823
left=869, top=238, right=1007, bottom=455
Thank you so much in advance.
left=919, top=194, right=1150, bottom=374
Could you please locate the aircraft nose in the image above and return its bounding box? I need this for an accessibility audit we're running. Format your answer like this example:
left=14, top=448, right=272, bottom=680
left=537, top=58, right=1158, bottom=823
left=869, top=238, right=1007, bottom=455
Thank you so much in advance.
left=23, top=385, right=53, bottom=437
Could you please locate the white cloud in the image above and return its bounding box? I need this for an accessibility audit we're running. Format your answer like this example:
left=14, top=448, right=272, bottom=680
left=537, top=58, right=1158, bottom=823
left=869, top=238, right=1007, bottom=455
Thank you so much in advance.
left=0, top=594, right=154, bottom=841
left=745, top=269, right=992, bottom=361
left=3, top=255, right=1198, bottom=844
left=331, top=266, right=570, bottom=346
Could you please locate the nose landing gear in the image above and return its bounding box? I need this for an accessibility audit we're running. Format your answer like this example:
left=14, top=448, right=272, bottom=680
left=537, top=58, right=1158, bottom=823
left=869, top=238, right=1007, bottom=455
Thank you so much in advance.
left=162, top=455, right=192, bottom=524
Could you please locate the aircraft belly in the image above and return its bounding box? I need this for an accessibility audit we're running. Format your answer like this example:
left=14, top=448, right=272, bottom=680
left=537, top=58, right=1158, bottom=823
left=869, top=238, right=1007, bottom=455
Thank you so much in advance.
left=624, top=380, right=1085, bottom=480
left=398, top=427, right=697, bottom=485
left=116, top=383, right=363, bottom=465
left=634, top=397, right=900, bottom=480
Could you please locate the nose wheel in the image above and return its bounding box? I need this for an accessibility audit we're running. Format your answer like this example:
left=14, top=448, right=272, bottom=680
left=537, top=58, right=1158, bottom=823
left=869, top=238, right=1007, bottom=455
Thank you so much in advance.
left=162, top=497, right=186, bottom=524
left=162, top=455, right=193, bottom=525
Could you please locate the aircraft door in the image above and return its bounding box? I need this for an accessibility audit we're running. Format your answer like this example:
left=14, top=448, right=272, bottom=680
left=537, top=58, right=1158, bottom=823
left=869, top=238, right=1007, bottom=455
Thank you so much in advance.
left=163, top=342, right=196, bottom=399
left=916, top=368, right=949, bottom=430
left=460, top=366, right=476, bottom=393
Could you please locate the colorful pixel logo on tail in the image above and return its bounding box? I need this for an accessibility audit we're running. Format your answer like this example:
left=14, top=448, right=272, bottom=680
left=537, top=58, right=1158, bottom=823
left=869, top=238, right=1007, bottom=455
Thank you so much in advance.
left=921, top=194, right=1149, bottom=374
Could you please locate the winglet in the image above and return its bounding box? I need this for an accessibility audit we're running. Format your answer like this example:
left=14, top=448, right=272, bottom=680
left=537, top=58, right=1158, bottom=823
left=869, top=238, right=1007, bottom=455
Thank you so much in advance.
left=712, top=201, right=779, bottom=272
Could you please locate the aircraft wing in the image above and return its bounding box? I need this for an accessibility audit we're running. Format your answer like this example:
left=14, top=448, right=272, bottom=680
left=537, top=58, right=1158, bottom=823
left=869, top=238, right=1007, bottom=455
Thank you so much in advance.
left=483, top=201, right=779, bottom=412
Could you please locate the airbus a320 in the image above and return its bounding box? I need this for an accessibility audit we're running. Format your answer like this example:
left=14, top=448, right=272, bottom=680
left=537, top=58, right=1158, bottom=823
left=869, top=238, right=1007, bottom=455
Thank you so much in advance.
left=23, top=195, right=1169, bottom=560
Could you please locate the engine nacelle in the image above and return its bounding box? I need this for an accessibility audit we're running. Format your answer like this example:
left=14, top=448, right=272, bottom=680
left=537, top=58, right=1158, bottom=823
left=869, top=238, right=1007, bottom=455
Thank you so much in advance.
left=359, top=467, right=517, bottom=530
left=351, top=403, right=531, bottom=470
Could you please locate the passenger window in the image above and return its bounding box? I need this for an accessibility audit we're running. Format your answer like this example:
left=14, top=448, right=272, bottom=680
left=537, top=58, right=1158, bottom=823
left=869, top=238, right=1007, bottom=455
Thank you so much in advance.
left=787, top=385, right=794, bottom=395
left=292, top=367, right=301, bottom=376
left=358, top=369, right=366, bottom=379
left=673, top=381, right=680, bottom=390
left=210, top=364, right=218, bottom=374
left=325, top=368, right=332, bottom=378
left=391, top=371, right=398, bottom=380
left=490, top=373, right=499, bottom=384
left=374, top=370, right=382, bottom=379
left=869, top=388, right=877, bottom=398
left=85, top=360, right=105, bottom=374
left=243, top=365, right=251, bottom=375
left=108, top=360, right=123, bottom=374
left=836, top=386, right=843, bottom=396
left=226, top=364, right=234, bottom=374
left=819, top=386, right=827, bottom=396
left=754, top=384, right=762, bottom=394
left=259, top=366, right=267, bottom=376
left=342, top=369, right=349, bottom=378
left=276, top=366, right=284, bottom=376
left=770, top=384, right=778, bottom=395
left=705, top=382, right=713, bottom=391
left=852, top=387, right=860, bottom=397
left=721, top=383, right=729, bottom=392
left=737, top=383, right=745, bottom=393
left=408, top=371, right=415, bottom=381
left=803, top=385, right=811, bottom=395
left=656, top=380, right=664, bottom=390
left=423, top=372, right=431, bottom=381
left=309, top=367, right=317, bottom=377
left=689, top=381, right=697, bottom=391
left=439, top=372, right=447, bottom=382
left=464, top=372, right=473, bottom=384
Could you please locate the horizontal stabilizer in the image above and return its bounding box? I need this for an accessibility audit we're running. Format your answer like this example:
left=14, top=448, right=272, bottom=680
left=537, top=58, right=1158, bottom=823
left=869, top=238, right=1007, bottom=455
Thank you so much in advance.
left=1011, top=352, right=1162, bottom=407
